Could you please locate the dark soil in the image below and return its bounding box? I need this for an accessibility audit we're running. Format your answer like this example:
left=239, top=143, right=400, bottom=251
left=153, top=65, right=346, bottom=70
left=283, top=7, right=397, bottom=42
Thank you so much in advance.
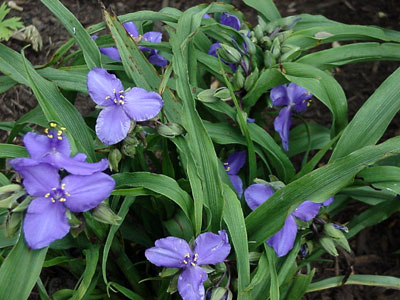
left=2, top=0, right=400, bottom=299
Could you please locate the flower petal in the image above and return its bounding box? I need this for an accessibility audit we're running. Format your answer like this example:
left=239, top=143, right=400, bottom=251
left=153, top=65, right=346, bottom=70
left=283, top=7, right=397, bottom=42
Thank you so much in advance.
left=244, top=183, right=275, bottom=211
left=100, top=47, right=121, bottom=61
left=123, top=22, right=139, bottom=37
left=123, top=87, right=163, bottom=122
left=194, top=230, right=231, bottom=265
left=220, top=13, right=241, bottom=30
left=322, top=196, right=334, bottom=206
left=274, top=106, right=292, bottom=151
left=148, top=53, right=168, bottom=67
left=145, top=236, right=191, bottom=268
left=208, top=42, right=221, bottom=57
left=177, top=266, right=208, bottom=300
left=224, top=151, right=246, bottom=175
left=23, top=131, right=71, bottom=160
left=87, top=68, right=124, bottom=106
left=287, top=83, right=312, bottom=113
left=267, top=215, right=297, bottom=257
left=291, top=200, right=321, bottom=221
left=10, top=159, right=59, bottom=196
left=23, top=197, right=70, bottom=249
left=228, top=175, right=243, bottom=198
left=96, top=106, right=131, bottom=145
left=49, top=152, right=109, bottom=175
left=140, top=31, right=162, bottom=51
left=62, top=172, right=115, bottom=212
left=270, top=85, right=290, bottom=107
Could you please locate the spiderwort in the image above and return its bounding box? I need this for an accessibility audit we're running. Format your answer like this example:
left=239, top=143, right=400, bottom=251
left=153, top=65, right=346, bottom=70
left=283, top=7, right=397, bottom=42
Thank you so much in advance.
left=270, top=83, right=312, bottom=151
left=9, top=160, right=115, bottom=249
left=18, top=123, right=108, bottom=175
left=220, top=13, right=241, bottom=31
left=145, top=231, right=231, bottom=300
left=245, top=184, right=327, bottom=257
left=223, top=151, right=246, bottom=198
left=87, top=68, right=164, bottom=145
left=94, top=22, right=168, bottom=67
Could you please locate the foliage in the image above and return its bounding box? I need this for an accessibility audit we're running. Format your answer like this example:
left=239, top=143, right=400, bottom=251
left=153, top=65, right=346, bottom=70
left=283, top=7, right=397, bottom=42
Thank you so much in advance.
left=0, top=2, right=23, bottom=41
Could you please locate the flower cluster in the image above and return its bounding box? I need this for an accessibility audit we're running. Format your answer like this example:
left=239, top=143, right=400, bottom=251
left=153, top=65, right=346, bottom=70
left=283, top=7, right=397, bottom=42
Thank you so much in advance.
left=145, top=231, right=231, bottom=300
left=87, top=68, right=164, bottom=145
left=270, top=83, right=313, bottom=151
left=245, top=183, right=333, bottom=257
left=10, top=125, right=115, bottom=249
left=93, top=21, right=168, bottom=67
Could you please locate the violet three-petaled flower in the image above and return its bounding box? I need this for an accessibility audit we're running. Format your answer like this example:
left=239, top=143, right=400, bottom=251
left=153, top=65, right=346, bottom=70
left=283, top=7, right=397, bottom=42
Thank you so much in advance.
left=145, top=231, right=231, bottom=300
left=245, top=184, right=331, bottom=257
left=15, top=129, right=108, bottom=175
left=93, top=22, right=168, bottom=67
left=223, top=151, right=246, bottom=198
left=219, top=13, right=241, bottom=31
left=270, top=83, right=313, bottom=151
left=9, top=160, right=115, bottom=249
left=87, top=68, right=164, bottom=145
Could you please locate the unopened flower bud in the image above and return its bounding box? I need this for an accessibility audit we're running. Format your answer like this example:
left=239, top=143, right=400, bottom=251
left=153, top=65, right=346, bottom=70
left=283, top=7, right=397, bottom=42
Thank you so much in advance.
left=276, top=30, right=293, bottom=43
left=214, top=87, right=232, bottom=101
left=92, top=203, right=121, bottom=225
left=197, top=89, right=218, bottom=103
left=264, top=50, right=276, bottom=67
left=244, top=67, right=259, bottom=91
left=108, top=148, right=122, bottom=172
left=319, top=236, right=338, bottom=256
left=157, top=122, right=185, bottom=138
left=5, top=212, right=22, bottom=238
left=323, top=223, right=343, bottom=240
left=122, top=136, right=139, bottom=157
left=232, top=71, right=245, bottom=90
left=218, top=43, right=242, bottom=64
left=242, top=35, right=256, bottom=56
left=257, top=15, right=269, bottom=32
left=271, top=38, right=281, bottom=58
left=262, top=36, right=272, bottom=48
left=254, top=24, right=264, bottom=42
left=209, top=287, right=232, bottom=300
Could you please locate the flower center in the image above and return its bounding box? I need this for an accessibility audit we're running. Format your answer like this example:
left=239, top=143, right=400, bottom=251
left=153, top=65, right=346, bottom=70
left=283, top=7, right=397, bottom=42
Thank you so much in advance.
left=44, top=123, right=67, bottom=144
left=223, top=162, right=231, bottom=172
left=44, top=183, right=70, bottom=203
left=105, top=89, right=125, bottom=106
left=183, top=253, right=199, bottom=267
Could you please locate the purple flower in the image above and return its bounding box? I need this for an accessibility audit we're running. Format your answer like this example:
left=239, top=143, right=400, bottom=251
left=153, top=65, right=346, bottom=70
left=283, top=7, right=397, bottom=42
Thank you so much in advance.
left=93, top=22, right=168, bottom=67
left=245, top=184, right=325, bottom=257
left=220, top=13, right=241, bottom=31
left=87, top=68, right=164, bottom=145
left=270, top=83, right=312, bottom=151
left=17, top=126, right=108, bottom=175
left=145, top=231, right=231, bottom=300
left=208, top=42, right=237, bottom=72
left=9, top=160, right=115, bottom=249
left=224, top=151, right=246, bottom=198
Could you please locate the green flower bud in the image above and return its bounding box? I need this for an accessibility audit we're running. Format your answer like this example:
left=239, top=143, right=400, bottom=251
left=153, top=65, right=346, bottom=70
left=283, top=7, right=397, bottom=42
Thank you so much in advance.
left=218, top=43, right=242, bottom=64
left=157, top=122, right=185, bottom=138
left=319, top=236, right=339, bottom=256
left=257, top=15, right=269, bottom=32
left=334, top=235, right=351, bottom=253
left=244, top=67, right=259, bottom=91
left=323, top=223, right=343, bottom=239
left=108, top=148, right=122, bottom=172
left=264, top=50, right=276, bottom=67
left=248, top=251, right=261, bottom=262
left=232, top=71, right=245, bottom=90
left=254, top=24, right=264, bottom=42
left=210, top=287, right=233, bottom=300
left=276, top=30, right=293, bottom=43
left=197, top=89, right=218, bottom=103
left=214, top=87, right=232, bottom=101
left=122, top=135, right=139, bottom=157
left=92, top=203, right=122, bottom=226
left=5, top=212, right=22, bottom=238
left=262, top=36, right=272, bottom=48
left=280, top=16, right=301, bottom=29
left=271, top=38, right=281, bottom=58
left=243, top=35, right=256, bottom=56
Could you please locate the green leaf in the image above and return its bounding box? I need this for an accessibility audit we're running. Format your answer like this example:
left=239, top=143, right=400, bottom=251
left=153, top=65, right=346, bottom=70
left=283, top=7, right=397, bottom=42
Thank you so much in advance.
left=307, top=275, right=400, bottom=293
left=109, top=282, right=144, bottom=300
left=242, top=0, right=281, bottom=21
left=0, top=237, right=48, bottom=300
left=0, top=2, right=24, bottom=41
left=40, top=0, right=101, bottom=69
left=286, top=269, right=315, bottom=300
left=0, top=144, right=28, bottom=158
left=245, top=136, right=400, bottom=247
left=265, top=245, right=279, bottom=300
left=331, top=66, right=400, bottom=161
left=357, top=166, right=400, bottom=194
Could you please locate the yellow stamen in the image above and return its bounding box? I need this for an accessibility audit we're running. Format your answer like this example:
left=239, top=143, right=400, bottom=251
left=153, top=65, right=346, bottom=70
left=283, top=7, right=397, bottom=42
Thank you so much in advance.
left=47, top=134, right=53, bottom=139
left=65, top=192, right=71, bottom=196
left=57, top=130, right=62, bottom=136
left=191, top=262, right=196, bottom=267
left=183, top=260, right=188, bottom=264
left=307, top=102, right=311, bottom=107
left=184, top=253, right=190, bottom=257
left=119, top=90, right=124, bottom=93
left=58, top=136, right=63, bottom=140
left=223, top=162, right=229, bottom=165
left=51, top=198, right=56, bottom=203
left=119, top=100, right=125, bottom=105
left=112, top=89, right=116, bottom=94
left=114, top=99, right=117, bottom=104
left=44, top=193, right=50, bottom=198
left=44, top=128, right=49, bottom=134
left=50, top=122, right=57, bottom=127
left=226, top=166, right=231, bottom=172
left=59, top=198, right=66, bottom=202
left=52, top=187, right=57, bottom=191
left=60, top=126, right=67, bottom=131
left=61, top=184, right=66, bottom=190
left=119, top=95, right=125, bottom=99
left=105, top=96, right=111, bottom=100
